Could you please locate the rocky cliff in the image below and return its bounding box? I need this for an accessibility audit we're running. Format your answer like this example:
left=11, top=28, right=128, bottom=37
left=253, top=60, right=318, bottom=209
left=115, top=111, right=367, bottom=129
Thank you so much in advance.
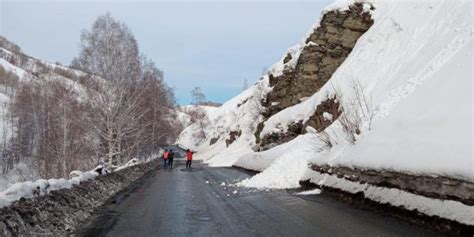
left=257, top=3, right=373, bottom=150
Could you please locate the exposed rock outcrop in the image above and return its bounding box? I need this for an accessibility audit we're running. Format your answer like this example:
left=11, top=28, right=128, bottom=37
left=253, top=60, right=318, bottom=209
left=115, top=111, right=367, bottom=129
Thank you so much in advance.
left=304, top=98, right=341, bottom=132
left=259, top=97, right=341, bottom=151
left=209, top=136, right=219, bottom=145
left=225, top=130, right=242, bottom=147
left=257, top=3, right=373, bottom=150
left=259, top=122, right=305, bottom=151
left=264, top=3, right=373, bottom=117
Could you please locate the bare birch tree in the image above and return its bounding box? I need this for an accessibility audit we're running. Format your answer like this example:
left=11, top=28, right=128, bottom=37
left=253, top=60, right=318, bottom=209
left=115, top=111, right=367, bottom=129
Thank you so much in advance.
left=72, top=13, right=180, bottom=166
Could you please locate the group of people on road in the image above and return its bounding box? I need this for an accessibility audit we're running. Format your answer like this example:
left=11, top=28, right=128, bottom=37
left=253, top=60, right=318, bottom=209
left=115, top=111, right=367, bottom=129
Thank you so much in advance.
left=162, top=148, right=175, bottom=169
left=161, top=148, right=194, bottom=169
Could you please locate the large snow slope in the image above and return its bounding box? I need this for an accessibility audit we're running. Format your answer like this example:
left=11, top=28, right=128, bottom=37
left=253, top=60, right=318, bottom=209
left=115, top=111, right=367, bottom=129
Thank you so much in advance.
left=177, top=0, right=473, bottom=183
left=255, top=0, right=474, bottom=181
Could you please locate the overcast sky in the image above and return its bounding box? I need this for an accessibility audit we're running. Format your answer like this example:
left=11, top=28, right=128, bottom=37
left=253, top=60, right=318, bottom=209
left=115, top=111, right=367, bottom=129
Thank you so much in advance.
left=0, top=0, right=330, bottom=104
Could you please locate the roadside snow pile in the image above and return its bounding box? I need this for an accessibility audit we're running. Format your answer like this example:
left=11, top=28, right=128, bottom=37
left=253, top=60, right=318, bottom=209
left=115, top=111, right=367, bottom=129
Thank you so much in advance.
left=237, top=131, right=320, bottom=189
left=237, top=153, right=305, bottom=189
left=307, top=170, right=474, bottom=226
left=115, top=158, right=140, bottom=172
left=0, top=162, right=40, bottom=192
left=0, top=170, right=98, bottom=208
left=0, top=161, right=157, bottom=236
left=0, top=157, right=148, bottom=208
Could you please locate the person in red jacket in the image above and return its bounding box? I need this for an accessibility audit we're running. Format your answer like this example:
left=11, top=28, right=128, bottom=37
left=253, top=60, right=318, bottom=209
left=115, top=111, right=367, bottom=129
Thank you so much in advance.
left=162, top=149, right=170, bottom=169
left=186, top=149, right=193, bottom=169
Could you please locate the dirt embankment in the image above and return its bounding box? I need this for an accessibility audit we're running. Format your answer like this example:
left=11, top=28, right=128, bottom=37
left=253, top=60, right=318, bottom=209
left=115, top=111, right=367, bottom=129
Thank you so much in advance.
left=0, top=161, right=158, bottom=236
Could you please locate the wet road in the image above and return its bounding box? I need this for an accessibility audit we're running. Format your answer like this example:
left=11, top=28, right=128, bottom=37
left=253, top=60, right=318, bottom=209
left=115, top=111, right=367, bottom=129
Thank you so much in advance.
left=78, top=160, right=443, bottom=237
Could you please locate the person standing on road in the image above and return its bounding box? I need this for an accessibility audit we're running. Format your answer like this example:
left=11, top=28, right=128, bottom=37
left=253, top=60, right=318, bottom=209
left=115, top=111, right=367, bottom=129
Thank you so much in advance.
left=168, top=149, right=175, bottom=169
left=162, top=149, right=170, bottom=169
left=186, top=149, right=193, bottom=169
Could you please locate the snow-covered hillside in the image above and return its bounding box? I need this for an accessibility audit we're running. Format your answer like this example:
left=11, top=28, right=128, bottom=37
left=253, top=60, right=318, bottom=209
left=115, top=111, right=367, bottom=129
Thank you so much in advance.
left=177, top=80, right=271, bottom=164
left=0, top=46, right=91, bottom=190
left=176, top=104, right=223, bottom=150
left=176, top=0, right=473, bottom=224
left=177, top=105, right=219, bottom=128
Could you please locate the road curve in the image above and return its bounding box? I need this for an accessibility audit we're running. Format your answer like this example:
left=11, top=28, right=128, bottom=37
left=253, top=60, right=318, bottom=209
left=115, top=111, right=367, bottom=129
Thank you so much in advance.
left=78, top=160, right=444, bottom=237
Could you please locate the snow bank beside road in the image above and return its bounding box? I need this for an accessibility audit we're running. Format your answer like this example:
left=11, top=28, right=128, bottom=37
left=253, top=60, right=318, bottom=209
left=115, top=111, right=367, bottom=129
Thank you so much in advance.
left=0, top=170, right=98, bottom=208
left=0, top=157, right=146, bottom=208
left=307, top=170, right=474, bottom=226
left=0, top=161, right=157, bottom=236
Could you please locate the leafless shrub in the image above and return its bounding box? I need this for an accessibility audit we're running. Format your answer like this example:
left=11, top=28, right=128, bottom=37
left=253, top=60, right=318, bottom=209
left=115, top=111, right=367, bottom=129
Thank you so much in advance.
left=318, top=131, right=334, bottom=150
left=350, top=77, right=375, bottom=130
left=330, top=76, right=375, bottom=145
left=338, top=109, right=360, bottom=144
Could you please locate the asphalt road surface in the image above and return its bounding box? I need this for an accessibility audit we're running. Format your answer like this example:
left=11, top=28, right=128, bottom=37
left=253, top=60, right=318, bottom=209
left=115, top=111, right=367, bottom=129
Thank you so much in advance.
left=78, top=160, right=444, bottom=237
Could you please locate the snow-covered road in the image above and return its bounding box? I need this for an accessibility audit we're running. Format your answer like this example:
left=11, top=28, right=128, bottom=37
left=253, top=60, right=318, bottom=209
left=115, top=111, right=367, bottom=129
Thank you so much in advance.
left=78, top=161, right=443, bottom=236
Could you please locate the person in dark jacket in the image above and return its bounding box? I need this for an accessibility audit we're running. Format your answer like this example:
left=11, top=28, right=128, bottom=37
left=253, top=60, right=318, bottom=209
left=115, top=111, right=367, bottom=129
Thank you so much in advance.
left=186, top=149, right=193, bottom=169
left=168, top=149, right=175, bottom=169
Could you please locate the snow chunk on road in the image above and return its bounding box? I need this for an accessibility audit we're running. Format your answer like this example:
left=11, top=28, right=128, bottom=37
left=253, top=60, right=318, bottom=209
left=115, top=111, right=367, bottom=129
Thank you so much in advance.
left=296, top=189, right=321, bottom=195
